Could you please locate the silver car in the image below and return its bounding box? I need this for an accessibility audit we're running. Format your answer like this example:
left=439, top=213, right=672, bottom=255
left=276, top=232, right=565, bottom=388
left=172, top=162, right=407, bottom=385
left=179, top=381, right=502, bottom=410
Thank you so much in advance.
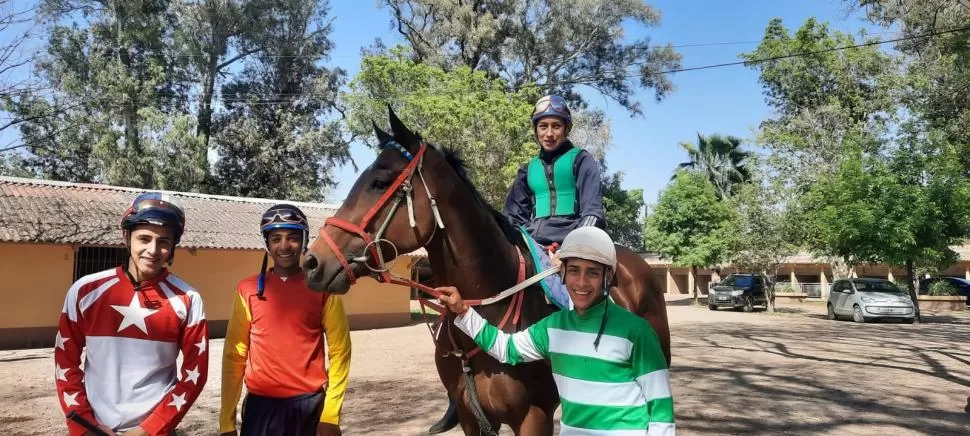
left=826, top=278, right=915, bottom=323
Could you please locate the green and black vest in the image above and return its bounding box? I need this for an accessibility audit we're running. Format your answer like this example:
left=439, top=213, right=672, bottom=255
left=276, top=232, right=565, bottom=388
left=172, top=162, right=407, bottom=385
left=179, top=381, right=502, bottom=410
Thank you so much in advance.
left=526, top=147, right=581, bottom=218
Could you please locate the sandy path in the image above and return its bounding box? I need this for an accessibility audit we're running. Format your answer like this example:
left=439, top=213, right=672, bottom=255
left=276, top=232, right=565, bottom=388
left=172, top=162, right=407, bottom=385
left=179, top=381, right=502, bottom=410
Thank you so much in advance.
left=2, top=297, right=969, bottom=435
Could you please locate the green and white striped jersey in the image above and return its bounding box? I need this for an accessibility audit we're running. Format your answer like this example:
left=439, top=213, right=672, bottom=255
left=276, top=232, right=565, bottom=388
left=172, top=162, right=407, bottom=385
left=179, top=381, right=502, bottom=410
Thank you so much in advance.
left=454, top=298, right=675, bottom=436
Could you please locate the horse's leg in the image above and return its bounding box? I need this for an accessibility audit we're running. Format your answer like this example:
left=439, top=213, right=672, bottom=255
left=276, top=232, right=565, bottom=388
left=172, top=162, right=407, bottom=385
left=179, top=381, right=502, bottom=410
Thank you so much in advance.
left=614, top=247, right=672, bottom=366
left=509, top=404, right=554, bottom=436
left=454, top=396, right=503, bottom=436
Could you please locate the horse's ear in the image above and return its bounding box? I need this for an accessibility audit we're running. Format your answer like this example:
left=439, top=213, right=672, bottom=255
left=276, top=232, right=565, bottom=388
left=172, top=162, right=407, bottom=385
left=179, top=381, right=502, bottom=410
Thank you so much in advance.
left=372, top=120, right=393, bottom=146
left=387, top=104, right=420, bottom=149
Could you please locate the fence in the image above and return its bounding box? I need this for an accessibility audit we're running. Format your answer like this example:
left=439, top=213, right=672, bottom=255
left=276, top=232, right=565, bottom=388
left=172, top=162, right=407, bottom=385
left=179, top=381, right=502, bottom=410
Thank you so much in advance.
left=775, top=281, right=827, bottom=298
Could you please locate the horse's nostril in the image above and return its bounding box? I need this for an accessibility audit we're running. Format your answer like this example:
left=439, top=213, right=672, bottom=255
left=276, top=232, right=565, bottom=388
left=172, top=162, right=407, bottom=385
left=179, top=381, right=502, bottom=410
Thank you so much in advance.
left=303, top=253, right=319, bottom=271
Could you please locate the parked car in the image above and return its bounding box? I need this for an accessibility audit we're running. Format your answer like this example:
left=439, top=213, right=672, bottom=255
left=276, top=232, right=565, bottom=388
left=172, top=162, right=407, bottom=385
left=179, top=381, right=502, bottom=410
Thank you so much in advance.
left=826, top=278, right=915, bottom=323
left=918, top=276, right=970, bottom=305
left=708, top=274, right=767, bottom=312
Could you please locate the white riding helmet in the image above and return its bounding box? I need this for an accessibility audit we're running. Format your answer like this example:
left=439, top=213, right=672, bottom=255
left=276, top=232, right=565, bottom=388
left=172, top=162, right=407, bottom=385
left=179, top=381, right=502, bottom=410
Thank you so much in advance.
left=558, top=227, right=616, bottom=271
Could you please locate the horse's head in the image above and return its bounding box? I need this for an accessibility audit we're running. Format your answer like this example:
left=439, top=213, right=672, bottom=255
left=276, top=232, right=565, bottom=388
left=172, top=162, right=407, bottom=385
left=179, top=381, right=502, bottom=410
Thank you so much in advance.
left=303, top=108, right=444, bottom=293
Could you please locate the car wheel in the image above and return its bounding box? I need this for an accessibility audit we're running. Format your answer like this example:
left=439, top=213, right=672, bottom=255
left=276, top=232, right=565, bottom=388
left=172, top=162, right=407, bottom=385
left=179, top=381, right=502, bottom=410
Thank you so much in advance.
left=826, top=303, right=837, bottom=320
left=852, top=305, right=866, bottom=323
left=708, top=304, right=717, bottom=311
left=902, top=318, right=915, bottom=324
left=743, top=297, right=754, bottom=313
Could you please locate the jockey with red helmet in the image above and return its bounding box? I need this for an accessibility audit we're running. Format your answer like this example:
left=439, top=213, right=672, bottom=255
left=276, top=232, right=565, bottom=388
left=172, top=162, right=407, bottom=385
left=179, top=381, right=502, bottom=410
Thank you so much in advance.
left=55, top=192, right=209, bottom=435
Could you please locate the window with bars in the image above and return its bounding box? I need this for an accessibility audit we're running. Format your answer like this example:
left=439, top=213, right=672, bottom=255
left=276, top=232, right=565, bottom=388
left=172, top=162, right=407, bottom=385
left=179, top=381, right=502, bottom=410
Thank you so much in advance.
left=73, top=246, right=129, bottom=282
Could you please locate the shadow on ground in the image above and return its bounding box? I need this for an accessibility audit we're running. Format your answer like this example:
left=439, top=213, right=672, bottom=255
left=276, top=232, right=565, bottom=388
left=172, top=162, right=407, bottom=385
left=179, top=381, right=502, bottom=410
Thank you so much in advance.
left=671, top=307, right=970, bottom=435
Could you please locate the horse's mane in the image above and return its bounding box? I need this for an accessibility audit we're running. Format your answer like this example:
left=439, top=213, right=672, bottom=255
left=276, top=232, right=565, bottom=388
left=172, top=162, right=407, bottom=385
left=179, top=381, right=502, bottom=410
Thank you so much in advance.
left=432, top=144, right=524, bottom=248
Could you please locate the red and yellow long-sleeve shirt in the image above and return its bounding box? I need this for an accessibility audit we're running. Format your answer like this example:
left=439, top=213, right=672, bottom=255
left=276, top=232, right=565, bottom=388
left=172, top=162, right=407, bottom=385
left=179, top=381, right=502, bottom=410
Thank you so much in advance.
left=54, top=267, right=209, bottom=435
left=219, top=270, right=351, bottom=433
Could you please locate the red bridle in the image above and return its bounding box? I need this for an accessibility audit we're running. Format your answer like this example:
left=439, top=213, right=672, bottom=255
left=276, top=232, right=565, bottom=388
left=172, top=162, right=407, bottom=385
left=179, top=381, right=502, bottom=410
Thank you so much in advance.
left=316, top=141, right=445, bottom=292
left=317, top=139, right=532, bottom=363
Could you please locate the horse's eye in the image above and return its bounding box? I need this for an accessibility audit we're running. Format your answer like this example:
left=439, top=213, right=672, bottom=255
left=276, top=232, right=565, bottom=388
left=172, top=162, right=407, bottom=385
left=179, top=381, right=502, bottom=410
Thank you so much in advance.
left=371, top=179, right=391, bottom=191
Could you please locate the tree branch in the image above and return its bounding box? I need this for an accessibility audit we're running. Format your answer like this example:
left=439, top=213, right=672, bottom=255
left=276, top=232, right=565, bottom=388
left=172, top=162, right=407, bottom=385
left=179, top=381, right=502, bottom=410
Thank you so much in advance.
left=216, top=47, right=263, bottom=71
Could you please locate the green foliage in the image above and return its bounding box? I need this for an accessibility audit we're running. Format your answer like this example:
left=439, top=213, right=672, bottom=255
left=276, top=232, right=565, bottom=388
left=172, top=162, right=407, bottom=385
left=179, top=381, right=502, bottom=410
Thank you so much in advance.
left=2, top=0, right=349, bottom=202
left=676, top=133, right=752, bottom=199
left=378, top=0, right=682, bottom=114
left=729, top=175, right=794, bottom=270
left=343, top=48, right=536, bottom=206
left=602, top=171, right=645, bottom=250
left=209, top=0, right=351, bottom=201
left=742, top=18, right=899, bottom=190
left=927, top=280, right=961, bottom=297
left=859, top=0, right=970, bottom=173
left=644, top=171, right=738, bottom=269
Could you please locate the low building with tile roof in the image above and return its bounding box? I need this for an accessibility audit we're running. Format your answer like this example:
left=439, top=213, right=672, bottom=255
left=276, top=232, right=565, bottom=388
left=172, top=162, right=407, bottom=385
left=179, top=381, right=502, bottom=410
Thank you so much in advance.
left=0, top=176, right=424, bottom=349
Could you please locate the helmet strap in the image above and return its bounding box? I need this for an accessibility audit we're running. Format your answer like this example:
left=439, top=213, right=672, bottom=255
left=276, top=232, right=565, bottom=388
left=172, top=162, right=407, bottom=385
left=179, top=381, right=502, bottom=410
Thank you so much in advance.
left=256, top=252, right=269, bottom=300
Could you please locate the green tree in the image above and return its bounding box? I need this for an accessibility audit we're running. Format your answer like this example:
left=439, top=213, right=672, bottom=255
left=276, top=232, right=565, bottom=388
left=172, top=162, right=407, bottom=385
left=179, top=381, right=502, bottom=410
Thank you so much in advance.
left=857, top=0, right=970, bottom=173
left=729, top=169, right=796, bottom=313
left=797, top=143, right=970, bottom=322
left=377, top=0, right=682, bottom=114
left=602, top=171, right=644, bottom=251
left=343, top=47, right=536, bottom=206
left=171, top=0, right=249, bottom=191
left=742, top=17, right=899, bottom=191
left=675, top=133, right=752, bottom=199
left=5, top=0, right=203, bottom=188
left=211, top=0, right=350, bottom=201
left=743, top=17, right=900, bottom=279
left=645, top=171, right=738, bottom=305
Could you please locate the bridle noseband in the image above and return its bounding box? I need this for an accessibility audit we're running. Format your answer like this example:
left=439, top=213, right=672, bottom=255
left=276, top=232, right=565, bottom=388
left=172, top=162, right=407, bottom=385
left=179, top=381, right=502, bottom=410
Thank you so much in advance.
left=317, top=141, right=445, bottom=293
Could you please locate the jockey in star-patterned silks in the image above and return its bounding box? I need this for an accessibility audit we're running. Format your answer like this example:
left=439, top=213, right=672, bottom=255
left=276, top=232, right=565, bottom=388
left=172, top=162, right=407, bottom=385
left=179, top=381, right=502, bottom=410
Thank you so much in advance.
left=54, top=192, right=208, bottom=435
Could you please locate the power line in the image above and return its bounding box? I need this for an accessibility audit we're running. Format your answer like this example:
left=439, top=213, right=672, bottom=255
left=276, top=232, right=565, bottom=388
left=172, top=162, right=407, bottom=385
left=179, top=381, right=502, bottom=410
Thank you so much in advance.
left=649, top=24, right=970, bottom=76
left=185, top=23, right=970, bottom=104
left=9, top=24, right=970, bottom=107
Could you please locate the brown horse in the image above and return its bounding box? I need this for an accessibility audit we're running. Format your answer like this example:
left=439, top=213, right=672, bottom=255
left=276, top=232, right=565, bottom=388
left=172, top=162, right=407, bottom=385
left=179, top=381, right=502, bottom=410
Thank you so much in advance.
left=303, top=108, right=670, bottom=434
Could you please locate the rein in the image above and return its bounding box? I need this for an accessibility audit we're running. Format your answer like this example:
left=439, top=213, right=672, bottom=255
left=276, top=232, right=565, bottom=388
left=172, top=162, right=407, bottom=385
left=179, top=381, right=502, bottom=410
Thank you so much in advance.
left=317, top=140, right=543, bottom=305
left=315, top=139, right=546, bottom=327
left=317, top=138, right=560, bottom=436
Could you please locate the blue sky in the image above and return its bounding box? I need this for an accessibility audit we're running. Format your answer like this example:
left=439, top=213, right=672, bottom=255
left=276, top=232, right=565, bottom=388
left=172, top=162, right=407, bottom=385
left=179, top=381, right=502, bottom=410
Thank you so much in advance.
left=324, top=0, right=883, bottom=205
left=2, top=0, right=885, bottom=205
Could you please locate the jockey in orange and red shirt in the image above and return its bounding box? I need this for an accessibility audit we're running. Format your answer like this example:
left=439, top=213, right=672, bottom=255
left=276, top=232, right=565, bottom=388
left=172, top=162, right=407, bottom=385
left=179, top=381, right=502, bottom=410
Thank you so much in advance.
left=219, top=204, right=351, bottom=436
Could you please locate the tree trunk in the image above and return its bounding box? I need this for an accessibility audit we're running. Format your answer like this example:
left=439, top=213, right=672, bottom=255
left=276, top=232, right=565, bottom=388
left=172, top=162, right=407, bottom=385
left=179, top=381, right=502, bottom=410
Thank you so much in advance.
left=763, top=270, right=776, bottom=313
left=830, top=257, right=851, bottom=280
left=691, top=265, right=699, bottom=306
left=118, top=48, right=148, bottom=189
left=906, top=258, right=921, bottom=323
left=195, top=53, right=218, bottom=192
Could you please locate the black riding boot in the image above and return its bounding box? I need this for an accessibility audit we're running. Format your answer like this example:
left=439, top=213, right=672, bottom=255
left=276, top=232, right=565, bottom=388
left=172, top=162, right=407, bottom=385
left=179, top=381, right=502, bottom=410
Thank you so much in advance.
left=428, top=398, right=459, bottom=434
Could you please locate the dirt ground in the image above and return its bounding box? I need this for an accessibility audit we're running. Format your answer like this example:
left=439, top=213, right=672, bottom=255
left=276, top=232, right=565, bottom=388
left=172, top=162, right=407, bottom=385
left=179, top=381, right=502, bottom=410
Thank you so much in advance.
left=3, top=295, right=970, bottom=435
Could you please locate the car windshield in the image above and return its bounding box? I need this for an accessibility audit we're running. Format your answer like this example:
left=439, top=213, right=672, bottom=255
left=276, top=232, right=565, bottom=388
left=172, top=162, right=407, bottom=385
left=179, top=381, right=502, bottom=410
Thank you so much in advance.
left=854, top=281, right=904, bottom=293
left=724, top=276, right=754, bottom=287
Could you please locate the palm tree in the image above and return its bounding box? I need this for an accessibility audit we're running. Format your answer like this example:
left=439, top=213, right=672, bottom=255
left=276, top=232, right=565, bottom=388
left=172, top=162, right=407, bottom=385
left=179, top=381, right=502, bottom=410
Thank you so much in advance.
left=675, top=133, right=753, bottom=199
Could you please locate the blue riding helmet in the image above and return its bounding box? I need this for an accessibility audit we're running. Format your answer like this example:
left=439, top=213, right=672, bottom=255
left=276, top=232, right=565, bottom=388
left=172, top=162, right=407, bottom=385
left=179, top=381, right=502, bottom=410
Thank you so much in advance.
left=531, top=95, right=572, bottom=127
left=257, top=203, right=310, bottom=298
left=260, top=203, right=310, bottom=250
